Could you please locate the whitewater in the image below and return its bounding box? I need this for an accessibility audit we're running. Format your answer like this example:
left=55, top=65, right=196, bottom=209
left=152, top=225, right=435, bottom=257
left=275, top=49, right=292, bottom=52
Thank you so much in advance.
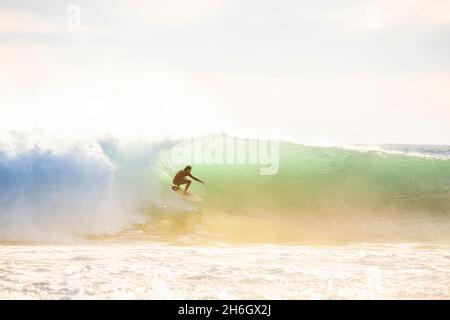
left=1, top=133, right=449, bottom=299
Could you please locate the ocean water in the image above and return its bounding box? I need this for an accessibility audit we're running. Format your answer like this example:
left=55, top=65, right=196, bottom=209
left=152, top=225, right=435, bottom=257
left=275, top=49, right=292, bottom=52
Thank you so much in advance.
left=1, top=243, right=450, bottom=299
left=0, top=134, right=449, bottom=299
left=1, top=243, right=449, bottom=299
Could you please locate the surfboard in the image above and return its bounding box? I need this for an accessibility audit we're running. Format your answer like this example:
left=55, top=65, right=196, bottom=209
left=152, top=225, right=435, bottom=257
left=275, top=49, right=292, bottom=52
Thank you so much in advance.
left=173, top=188, right=203, bottom=203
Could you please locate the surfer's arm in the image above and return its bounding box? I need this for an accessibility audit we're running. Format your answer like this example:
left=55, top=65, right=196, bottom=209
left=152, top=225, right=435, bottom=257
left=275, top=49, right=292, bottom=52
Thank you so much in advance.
left=188, top=174, right=204, bottom=184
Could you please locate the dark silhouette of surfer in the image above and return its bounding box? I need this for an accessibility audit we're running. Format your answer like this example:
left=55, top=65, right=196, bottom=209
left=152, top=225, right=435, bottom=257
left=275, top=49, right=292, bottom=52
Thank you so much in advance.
left=172, top=166, right=205, bottom=193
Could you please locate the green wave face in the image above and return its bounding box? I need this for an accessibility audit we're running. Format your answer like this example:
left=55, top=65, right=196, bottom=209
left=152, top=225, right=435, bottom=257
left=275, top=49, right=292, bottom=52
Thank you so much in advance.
left=198, top=143, right=450, bottom=213
left=149, top=140, right=450, bottom=244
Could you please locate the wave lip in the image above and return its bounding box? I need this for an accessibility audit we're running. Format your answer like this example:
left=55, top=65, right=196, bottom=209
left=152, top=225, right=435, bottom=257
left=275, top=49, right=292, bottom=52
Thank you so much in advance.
left=340, top=144, right=450, bottom=159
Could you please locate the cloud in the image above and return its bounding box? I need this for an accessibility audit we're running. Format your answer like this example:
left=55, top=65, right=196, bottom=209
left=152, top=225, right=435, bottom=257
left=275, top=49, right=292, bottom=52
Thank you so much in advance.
left=1, top=0, right=230, bottom=32
left=0, top=0, right=230, bottom=44
left=119, top=0, right=229, bottom=27
left=0, top=6, right=61, bottom=34
left=323, top=0, right=450, bottom=31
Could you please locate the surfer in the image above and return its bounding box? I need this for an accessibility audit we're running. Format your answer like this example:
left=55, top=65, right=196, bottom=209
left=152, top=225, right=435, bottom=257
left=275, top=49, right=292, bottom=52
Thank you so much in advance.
left=172, top=166, right=205, bottom=193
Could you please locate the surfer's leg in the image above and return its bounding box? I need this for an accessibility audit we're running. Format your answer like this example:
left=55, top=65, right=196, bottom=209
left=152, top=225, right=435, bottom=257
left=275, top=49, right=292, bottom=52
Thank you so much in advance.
left=172, top=178, right=190, bottom=192
left=184, top=180, right=191, bottom=193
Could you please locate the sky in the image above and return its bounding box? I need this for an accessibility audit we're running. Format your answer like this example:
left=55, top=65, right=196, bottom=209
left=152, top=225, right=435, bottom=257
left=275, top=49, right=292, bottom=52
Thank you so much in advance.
left=0, top=0, right=450, bottom=144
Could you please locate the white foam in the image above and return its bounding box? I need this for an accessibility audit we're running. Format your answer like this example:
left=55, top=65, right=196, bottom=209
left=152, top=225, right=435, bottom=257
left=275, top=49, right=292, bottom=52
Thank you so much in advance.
left=0, top=133, right=142, bottom=241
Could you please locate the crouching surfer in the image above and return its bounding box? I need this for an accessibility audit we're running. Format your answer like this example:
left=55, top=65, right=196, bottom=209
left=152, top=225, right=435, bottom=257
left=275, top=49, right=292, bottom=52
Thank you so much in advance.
left=172, top=166, right=205, bottom=194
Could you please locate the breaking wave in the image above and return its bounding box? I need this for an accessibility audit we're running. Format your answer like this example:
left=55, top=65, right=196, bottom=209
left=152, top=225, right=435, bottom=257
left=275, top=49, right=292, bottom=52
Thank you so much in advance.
left=1, top=133, right=449, bottom=243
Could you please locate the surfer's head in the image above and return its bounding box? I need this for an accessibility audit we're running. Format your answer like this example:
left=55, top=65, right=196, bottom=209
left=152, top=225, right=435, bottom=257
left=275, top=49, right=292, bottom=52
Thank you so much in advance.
left=184, top=165, right=192, bottom=173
